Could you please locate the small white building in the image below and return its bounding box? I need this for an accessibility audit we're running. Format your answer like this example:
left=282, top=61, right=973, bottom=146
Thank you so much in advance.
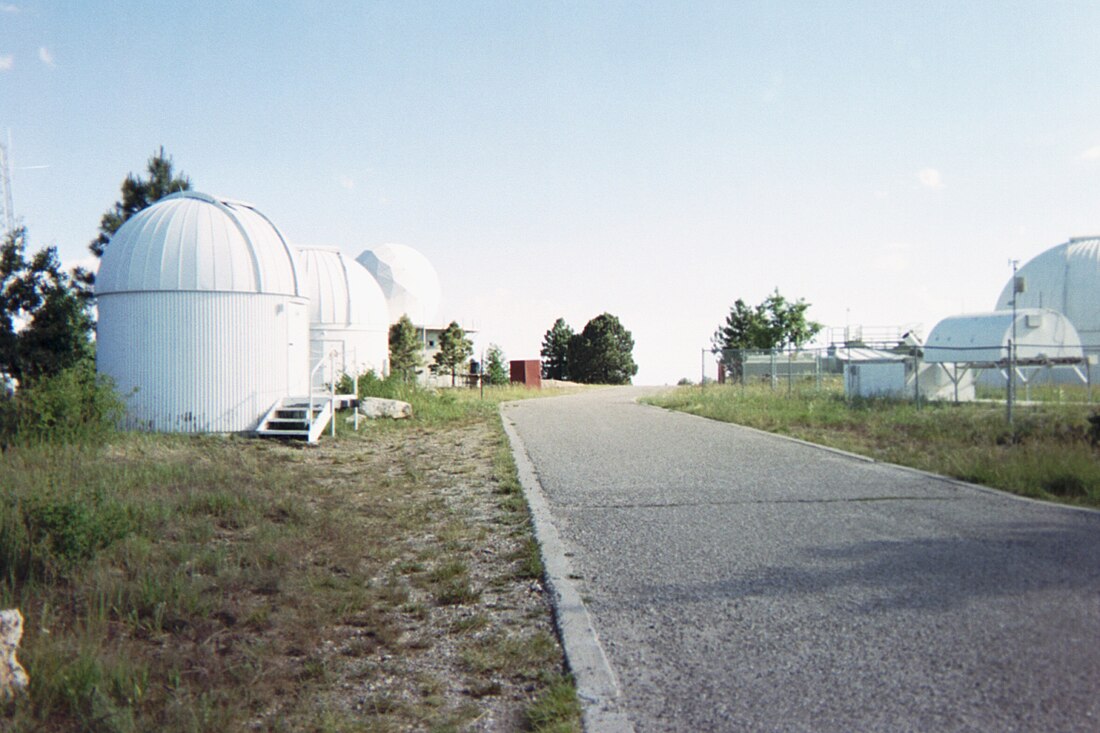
left=840, top=347, right=973, bottom=401
left=297, top=246, right=390, bottom=384
left=96, top=192, right=309, bottom=433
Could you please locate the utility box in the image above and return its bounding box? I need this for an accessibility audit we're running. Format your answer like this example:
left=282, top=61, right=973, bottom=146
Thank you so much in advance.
left=510, top=360, right=542, bottom=388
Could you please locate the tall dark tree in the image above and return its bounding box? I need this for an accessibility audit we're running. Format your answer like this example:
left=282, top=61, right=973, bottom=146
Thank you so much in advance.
left=568, top=313, right=638, bottom=385
left=388, top=314, right=423, bottom=383
left=89, top=147, right=192, bottom=259
left=432, top=321, right=473, bottom=387
left=540, top=317, right=573, bottom=380
left=0, top=226, right=94, bottom=381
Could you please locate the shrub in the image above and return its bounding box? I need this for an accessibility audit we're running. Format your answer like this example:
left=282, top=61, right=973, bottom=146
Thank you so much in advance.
left=0, top=362, right=123, bottom=447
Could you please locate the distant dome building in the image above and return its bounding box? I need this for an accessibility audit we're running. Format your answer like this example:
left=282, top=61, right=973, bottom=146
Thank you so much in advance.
left=996, top=236, right=1100, bottom=350
left=297, top=246, right=390, bottom=382
left=96, top=192, right=309, bottom=433
left=356, top=243, right=441, bottom=326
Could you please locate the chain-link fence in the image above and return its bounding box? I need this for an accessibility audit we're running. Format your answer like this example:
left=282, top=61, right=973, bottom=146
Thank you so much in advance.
left=701, top=342, right=1096, bottom=407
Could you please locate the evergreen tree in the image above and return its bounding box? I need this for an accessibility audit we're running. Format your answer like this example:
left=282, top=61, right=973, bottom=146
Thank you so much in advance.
left=89, top=146, right=192, bottom=258
left=711, top=289, right=822, bottom=381
left=432, top=321, right=473, bottom=387
left=485, top=344, right=508, bottom=386
left=540, top=317, right=573, bottom=380
left=0, top=227, right=94, bottom=381
left=388, top=314, right=423, bottom=383
left=568, top=313, right=638, bottom=385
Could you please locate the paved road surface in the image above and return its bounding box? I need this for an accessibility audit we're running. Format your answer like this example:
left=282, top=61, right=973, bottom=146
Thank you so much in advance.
left=503, top=387, right=1100, bottom=732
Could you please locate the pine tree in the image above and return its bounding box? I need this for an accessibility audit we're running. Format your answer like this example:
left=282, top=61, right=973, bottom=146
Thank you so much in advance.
left=540, top=317, right=573, bottom=380
left=485, top=344, right=508, bottom=386
left=432, top=321, right=473, bottom=387
left=388, top=314, right=423, bottom=383
left=568, top=313, right=638, bottom=385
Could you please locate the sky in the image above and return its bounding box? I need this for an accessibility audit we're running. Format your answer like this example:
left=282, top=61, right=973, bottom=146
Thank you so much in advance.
left=3, top=1, right=1100, bottom=384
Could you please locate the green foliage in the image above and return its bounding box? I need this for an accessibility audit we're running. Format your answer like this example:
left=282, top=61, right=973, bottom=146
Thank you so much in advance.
left=0, top=362, right=122, bottom=447
left=0, top=227, right=95, bottom=381
left=567, top=313, right=638, bottom=385
left=713, top=288, right=822, bottom=352
left=431, top=321, right=473, bottom=386
left=388, top=314, right=423, bottom=383
left=87, top=147, right=192, bottom=259
left=540, top=318, right=573, bottom=380
left=485, top=343, right=508, bottom=386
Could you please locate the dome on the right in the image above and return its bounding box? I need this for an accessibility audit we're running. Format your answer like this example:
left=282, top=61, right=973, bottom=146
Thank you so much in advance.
left=356, top=243, right=441, bottom=326
left=995, top=236, right=1100, bottom=347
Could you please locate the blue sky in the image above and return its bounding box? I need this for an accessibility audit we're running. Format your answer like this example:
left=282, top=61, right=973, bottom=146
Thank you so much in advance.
left=4, top=1, right=1100, bottom=383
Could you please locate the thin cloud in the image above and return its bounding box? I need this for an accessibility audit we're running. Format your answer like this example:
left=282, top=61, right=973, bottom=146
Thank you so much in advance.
left=874, top=242, right=911, bottom=274
left=0, top=55, right=12, bottom=71
left=1, top=4, right=19, bottom=13
left=917, top=168, right=943, bottom=189
left=337, top=175, right=355, bottom=190
left=38, top=46, right=55, bottom=67
left=1081, top=145, right=1100, bottom=162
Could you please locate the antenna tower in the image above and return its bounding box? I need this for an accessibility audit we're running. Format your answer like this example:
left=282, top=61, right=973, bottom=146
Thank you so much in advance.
left=0, top=134, right=13, bottom=235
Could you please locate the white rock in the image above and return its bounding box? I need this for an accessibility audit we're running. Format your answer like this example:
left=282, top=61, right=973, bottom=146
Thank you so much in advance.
left=357, top=397, right=413, bottom=420
left=1, top=609, right=28, bottom=699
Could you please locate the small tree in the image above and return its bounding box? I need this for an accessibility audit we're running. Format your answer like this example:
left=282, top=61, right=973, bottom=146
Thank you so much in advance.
left=0, top=227, right=94, bottom=381
left=540, top=317, right=573, bottom=380
left=433, top=321, right=473, bottom=387
left=485, top=344, right=508, bottom=386
left=568, top=313, right=638, bottom=385
left=388, top=314, right=423, bottom=383
left=711, top=289, right=822, bottom=380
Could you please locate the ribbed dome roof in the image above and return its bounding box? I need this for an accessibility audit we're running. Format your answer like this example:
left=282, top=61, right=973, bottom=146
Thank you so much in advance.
left=356, top=243, right=441, bottom=325
left=95, top=191, right=301, bottom=296
left=995, top=237, right=1100, bottom=337
left=297, top=247, right=389, bottom=329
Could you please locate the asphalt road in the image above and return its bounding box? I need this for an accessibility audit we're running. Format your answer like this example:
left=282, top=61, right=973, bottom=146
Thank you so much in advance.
left=503, top=386, right=1100, bottom=733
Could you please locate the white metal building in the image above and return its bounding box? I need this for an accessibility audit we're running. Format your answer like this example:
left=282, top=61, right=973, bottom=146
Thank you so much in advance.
left=925, top=309, right=1084, bottom=365
left=356, top=243, right=441, bottom=326
left=925, top=309, right=1087, bottom=395
left=297, top=246, right=390, bottom=384
left=96, top=191, right=309, bottom=433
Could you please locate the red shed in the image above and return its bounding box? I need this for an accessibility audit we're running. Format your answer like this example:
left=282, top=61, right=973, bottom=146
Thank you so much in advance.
left=510, top=360, right=542, bottom=388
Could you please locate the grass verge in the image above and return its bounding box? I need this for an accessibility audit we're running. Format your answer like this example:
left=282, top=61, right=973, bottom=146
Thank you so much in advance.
left=1, top=383, right=582, bottom=732
left=645, top=380, right=1100, bottom=507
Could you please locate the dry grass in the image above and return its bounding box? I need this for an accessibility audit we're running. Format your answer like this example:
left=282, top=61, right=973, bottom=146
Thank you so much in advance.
left=1, top=391, right=581, bottom=732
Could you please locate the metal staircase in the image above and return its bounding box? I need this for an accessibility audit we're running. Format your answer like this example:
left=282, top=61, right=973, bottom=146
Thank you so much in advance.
left=256, top=396, right=333, bottom=443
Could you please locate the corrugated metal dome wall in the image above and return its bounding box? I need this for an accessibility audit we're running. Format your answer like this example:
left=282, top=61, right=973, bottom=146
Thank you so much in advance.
left=995, top=237, right=1100, bottom=341
left=298, top=246, right=390, bottom=378
left=95, top=191, right=309, bottom=433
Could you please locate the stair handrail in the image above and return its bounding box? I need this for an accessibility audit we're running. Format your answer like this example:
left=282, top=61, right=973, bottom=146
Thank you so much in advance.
left=307, top=354, right=328, bottom=433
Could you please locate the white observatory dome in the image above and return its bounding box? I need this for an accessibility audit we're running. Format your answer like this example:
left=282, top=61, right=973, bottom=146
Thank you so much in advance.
left=297, top=247, right=390, bottom=379
left=995, top=237, right=1100, bottom=346
left=95, top=192, right=310, bottom=433
left=356, top=243, right=441, bottom=326
left=96, top=191, right=300, bottom=296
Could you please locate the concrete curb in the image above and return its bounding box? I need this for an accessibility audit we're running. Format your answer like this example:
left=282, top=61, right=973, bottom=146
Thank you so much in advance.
left=500, top=405, right=635, bottom=733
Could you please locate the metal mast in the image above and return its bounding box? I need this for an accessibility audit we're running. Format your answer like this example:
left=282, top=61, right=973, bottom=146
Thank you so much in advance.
left=0, top=133, right=13, bottom=236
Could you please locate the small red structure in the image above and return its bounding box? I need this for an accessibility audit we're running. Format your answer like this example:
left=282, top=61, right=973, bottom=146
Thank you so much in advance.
left=510, top=360, right=542, bottom=388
